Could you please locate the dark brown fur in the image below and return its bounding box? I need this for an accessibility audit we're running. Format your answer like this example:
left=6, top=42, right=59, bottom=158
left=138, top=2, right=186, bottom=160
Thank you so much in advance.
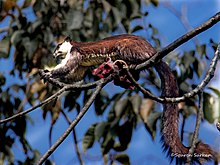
left=156, top=61, right=213, bottom=164
left=46, top=34, right=213, bottom=163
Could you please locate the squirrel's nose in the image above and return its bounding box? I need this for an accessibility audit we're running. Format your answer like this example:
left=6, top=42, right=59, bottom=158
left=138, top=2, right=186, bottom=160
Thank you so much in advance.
left=53, top=53, right=57, bottom=58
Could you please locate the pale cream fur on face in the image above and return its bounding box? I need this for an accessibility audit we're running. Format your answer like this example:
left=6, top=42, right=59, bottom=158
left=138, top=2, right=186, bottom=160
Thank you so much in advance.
left=53, top=41, right=72, bottom=58
left=54, top=41, right=72, bottom=69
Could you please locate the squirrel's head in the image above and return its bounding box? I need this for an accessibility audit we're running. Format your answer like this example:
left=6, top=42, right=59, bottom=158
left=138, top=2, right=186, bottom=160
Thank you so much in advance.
left=53, top=37, right=72, bottom=60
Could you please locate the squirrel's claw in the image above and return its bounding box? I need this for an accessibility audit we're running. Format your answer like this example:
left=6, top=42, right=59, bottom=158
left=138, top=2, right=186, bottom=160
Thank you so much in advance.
left=39, top=69, right=51, bottom=83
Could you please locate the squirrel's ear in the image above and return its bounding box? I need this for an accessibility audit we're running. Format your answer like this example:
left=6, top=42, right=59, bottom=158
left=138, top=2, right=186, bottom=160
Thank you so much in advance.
left=65, top=36, right=71, bottom=42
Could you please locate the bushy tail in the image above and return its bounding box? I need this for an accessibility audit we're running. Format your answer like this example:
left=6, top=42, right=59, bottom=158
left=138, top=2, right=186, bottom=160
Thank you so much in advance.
left=155, top=61, right=213, bottom=164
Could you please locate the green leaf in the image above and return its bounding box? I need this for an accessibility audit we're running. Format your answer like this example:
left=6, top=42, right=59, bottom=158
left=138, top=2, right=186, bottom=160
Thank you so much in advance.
left=209, top=87, right=220, bottom=97
left=64, top=91, right=81, bottom=112
left=66, top=10, right=83, bottom=30
left=95, top=122, right=109, bottom=141
left=127, top=0, right=141, bottom=19
left=83, top=89, right=93, bottom=104
left=114, top=98, right=129, bottom=118
left=112, top=7, right=121, bottom=25
left=113, top=143, right=127, bottom=152
left=182, top=51, right=195, bottom=68
left=94, top=90, right=109, bottom=115
left=102, top=0, right=111, bottom=14
left=115, top=154, right=130, bottom=165
left=13, top=117, right=27, bottom=137
left=188, top=66, right=194, bottom=79
left=0, top=38, right=10, bottom=58
left=196, top=44, right=207, bottom=58
left=22, top=0, right=32, bottom=8
left=152, top=36, right=160, bottom=47
left=5, top=146, right=14, bottom=163
left=101, top=132, right=114, bottom=154
left=45, top=160, right=54, bottom=165
left=144, top=11, right=149, bottom=16
left=144, top=112, right=161, bottom=139
left=84, top=8, right=94, bottom=28
left=131, top=25, right=143, bottom=33
left=203, top=92, right=219, bottom=123
left=11, top=84, right=21, bottom=92
left=43, top=27, right=54, bottom=45
left=131, top=14, right=142, bottom=19
left=209, top=39, right=218, bottom=50
left=22, top=37, right=38, bottom=59
left=193, top=59, right=202, bottom=78
left=118, top=120, right=133, bottom=150
left=10, top=30, right=24, bottom=46
left=83, top=124, right=96, bottom=152
left=0, top=73, right=6, bottom=86
left=140, top=99, right=161, bottom=139
left=151, top=26, right=158, bottom=35
left=139, top=99, right=154, bottom=122
left=50, top=102, right=61, bottom=125
left=150, top=0, right=159, bottom=6
left=129, top=94, right=142, bottom=115
left=31, top=19, right=43, bottom=30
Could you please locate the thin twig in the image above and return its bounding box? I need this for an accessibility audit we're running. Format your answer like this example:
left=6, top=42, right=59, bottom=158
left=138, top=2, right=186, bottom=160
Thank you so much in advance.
left=0, top=77, right=112, bottom=124
left=37, top=81, right=104, bottom=165
left=126, top=44, right=220, bottom=103
left=162, top=2, right=199, bottom=45
left=0, top=11, right=217, bottom=165
left=186, top=92, right=204, bottom=164
left=39, top=69, right=104, bottom=89
left=17, top=79, right=31, bottom=113
left=181, top=117, right=186, bottom=142
left=0, top=27, right=9, bottom=33
left=135, top=12, right=220, bottom=70
left=0, top=87, right=65, bottom=124
left=0, top=10, right=218, bottom=140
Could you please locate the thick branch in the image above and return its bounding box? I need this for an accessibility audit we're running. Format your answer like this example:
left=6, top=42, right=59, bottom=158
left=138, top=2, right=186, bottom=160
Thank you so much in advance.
left=0, top=11, right=218, bottom=165
left=61, top=110, right=84, bottom=165
left=37, top=81, right=104, bottom=165
left=2, top=12, right=220, bottom=124
left=126, top=44, right=220, bottom=103
left=135, top=12, right=220, bottom=70
left=39, top=69, right=106, bottom=88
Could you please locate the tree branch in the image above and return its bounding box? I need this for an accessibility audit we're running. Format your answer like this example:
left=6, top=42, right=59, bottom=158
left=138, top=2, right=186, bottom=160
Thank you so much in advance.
left=162, top=2, right=199, bottom=45
left=126, top=43, right=220, bottom=103
left=135, top=12, right=220, bottom=70
left=0, top=87, right=65, bottom=124
left=186, top=92, right=204, bottom=164
left=181, top=117, right=186, bottom=142
left=0, top=27, right=9, bottom=33
left=61, top=110, right=84, bottom=165
left=1, top=12, right=220, bottom=125
left=37, top=81, right=105, bottom=165
left=34, top=12, right=220, bottom=164
left=0, top=77, right=112, bottom=124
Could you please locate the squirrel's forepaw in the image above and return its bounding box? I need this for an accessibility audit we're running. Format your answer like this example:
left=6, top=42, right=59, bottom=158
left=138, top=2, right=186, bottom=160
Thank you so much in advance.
left=92, top=60, right=114, bottom=78
left=39, top=69, right=52, bottom=83
left=92, top=60, right=134, bottom=89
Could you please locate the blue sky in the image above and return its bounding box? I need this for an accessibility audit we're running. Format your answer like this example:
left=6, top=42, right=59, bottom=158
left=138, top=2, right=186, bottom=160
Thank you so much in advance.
left=0, top=0, right=220, bottom=165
